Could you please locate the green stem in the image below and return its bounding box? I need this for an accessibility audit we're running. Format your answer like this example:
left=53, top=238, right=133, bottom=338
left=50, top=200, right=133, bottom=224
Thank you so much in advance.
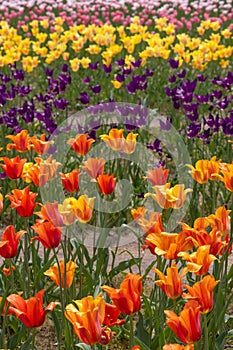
left=53, top=248, right=63, bottom=350
left=129, top=315, right=134, bottom=349
left=31, top=328, right=36, bottom=350
left=204, top=314, right=209, bottom=350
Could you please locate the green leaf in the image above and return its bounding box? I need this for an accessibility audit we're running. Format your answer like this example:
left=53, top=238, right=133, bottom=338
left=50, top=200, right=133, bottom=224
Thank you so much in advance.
left=20, top=335, right=32, bottom=350
left=109, top=258, right=141, bottom=279
left=75, top=343, right=91, bottom=349
left=135, top=312, right=150, bottom=346
left=215, top=331, right=228, bottom=350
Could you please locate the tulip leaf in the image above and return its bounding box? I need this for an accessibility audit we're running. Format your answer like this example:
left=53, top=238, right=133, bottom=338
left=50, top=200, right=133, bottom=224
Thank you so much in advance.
left=19, top=335, right=32, bottom=350
left=75, top=343, right=91, bottom=350
left=135, top=311, right=150, bottom=347
left=215, top=330, right=228, bottom=350
left=109, top=258, right=141, bottom=279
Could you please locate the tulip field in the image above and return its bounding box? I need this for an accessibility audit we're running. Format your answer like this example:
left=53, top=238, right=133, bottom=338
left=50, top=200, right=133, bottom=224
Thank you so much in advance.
left=0, top=0, right=233, bottom=349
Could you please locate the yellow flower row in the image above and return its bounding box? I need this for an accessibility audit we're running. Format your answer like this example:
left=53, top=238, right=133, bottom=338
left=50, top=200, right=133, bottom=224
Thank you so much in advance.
left=0, top=16, right=232, bottom=72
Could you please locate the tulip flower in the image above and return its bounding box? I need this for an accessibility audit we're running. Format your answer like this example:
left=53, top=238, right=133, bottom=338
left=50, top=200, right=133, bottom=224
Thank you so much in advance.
left=6, top=186, right=38, bottom=217
left=30, top=134, right=54, bottom=155
left=182, top=275, right=220, bottom=313
left=178, top=245, right=217, bottom=276
left=96, top=173, right=116, bottom=195
left=6, top=129, right=31, bottom=152
left=207, top=206, right=231, bottom=236
left=100, top=128, right=125, bottom=151
left=6, top=289, right=56, bottom=328
left=145, top=183, right=192, bottom=209
left=0, top=156, right=27, bottom=179
left=103, top=303, right=125, bottom=326
left=123, top=132, right=138, bottom=154
left=145, top=231, right=193, bottom=260
left=44, top=261, right=76, bottom=288
left=145, top=166, right=169, bottom=186
left=65, top=294, right=112, bottom=345
left=0, top=226, right=26, bottom=259
left=60, top=169, right=79, bottom=193
left=35, top=202, right=64, bottom=227
left=131, top=207, right=164, bottom=235
left=58, top=198, right=76, bottom=225
left=102, top=273, right=142, bottom=315
left=34, top=156, right=62, bottom=180
left=164, top=301, right=202, bottom=344
left=67, top=133, right=95, bottom=156
left=23, top=164, right=50, bottom=187
left=31, top=221, right=62, bottom=248
left=186, top=157, right=220, bottom=184
left=163, top=344, right=194, bottom=350
left=70, top=195, right=95, bottom=223
left=82, top=157, right=105, bottom=179
left=153, top=263, right=186, bottom=299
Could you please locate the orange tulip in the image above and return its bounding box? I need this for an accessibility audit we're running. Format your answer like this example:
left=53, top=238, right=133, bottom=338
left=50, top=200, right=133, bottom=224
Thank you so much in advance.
left=103, top=303, right=125, bottom=326
left=207, top=206, right=231, bottom=236
left=6, top=289, right=56, bottom=327
left=0, top=156, right=27, bottom=179
left=44, top=261, right=76, bottom=288
left=58, top=198, right=76, bottom=226
left=145, top=183, right=192, bottom=209
left=153, top=263, right=186, bottom=299
left=23, top=164, right=50, bottom=187
left=164, top=301, right=202, bottom=344
left=145, top=231, right=193, bottom=260
left=145, top=166, right=169, bottom=186
left=102, top=273, right=142, bottom=315
left=70, top=195, right=95, bottom=223
left=82, top=157, right=105, bottom=179
left=67, top=133, right=95, bottom=156
left=100, top=128, right=124, bottom=151
left=182, top=275, right=220, bottom=313
left=131, top=207, right=164, bottom=235
left=60, top=169, right=79, bottom=193
left=2, top=266, right=15, bottom=276
left=163, top=344, right=194, bottom=350
left=65, top=294, right=112, bottom=345
left=30, top=134, right=54, bottom=155
left=178, top=245, right=217, bottom=276
left=96, top=174, right=116, bottom=195
left=35, top=202, right=64, bottom=227
left=6, top=186, right=38, bottom=217
left=0, top=226, right=25, bottom=259
left=6, top=129, right=31, bottom=152
left=31, top=221, right=62, bottom=248
left=212, top=162, right=233, bottom=191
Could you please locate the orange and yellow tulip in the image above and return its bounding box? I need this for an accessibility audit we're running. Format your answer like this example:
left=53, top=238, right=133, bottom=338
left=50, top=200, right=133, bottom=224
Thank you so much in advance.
left=96, top=174, right=116, bottom=195
left=145, top=183, right=192, bottom=209
left=164, top=301, right=202, bottom=344
left=65, top=294, right=112, bottom=345
left=44, top=261, right=76, bottom=288
left=67, top=133, right=95, bottom=156
left=153, top=263, right=186, bottom=299
left=82, top=157, right=105, bottom=179
left=6, top=186, right=38, bottom=217
left=6, top=289, right=56, bottom=327
left=0, top=193, right=3, bottom=212
left=0, top=156, right=27, bottom=179
left=6, top=129, right=31, bottom=152
left=34, top=155, right=61, bottom=180
left=207, top=206, right=231, bottom=236
left=212, top=162, right=233, bottom=191
left=102, top=273, right=142, bottom=315
left=31, top=221, right=62, bottom=248
left=123, top=132, right=138, bottom=154
left=182, top=275, right=220, bottom=313
left=186, top=157, right=220, bottom=184
left=178, top=245, right=217, bottom=276
left=100, top=128, right=124, bottom=151
left=70, top=195, right=95, bottom=223
left=58, top=198, right=76, bottom=226
left=0, top=226, right=25, bottom=259
left=145, top=231, right=193, bottom=260
left=60, top=169, right=79, bottom=193
left=131, top=207, right=164, bottom=235
left=145, top=166, right=169, bottom=186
